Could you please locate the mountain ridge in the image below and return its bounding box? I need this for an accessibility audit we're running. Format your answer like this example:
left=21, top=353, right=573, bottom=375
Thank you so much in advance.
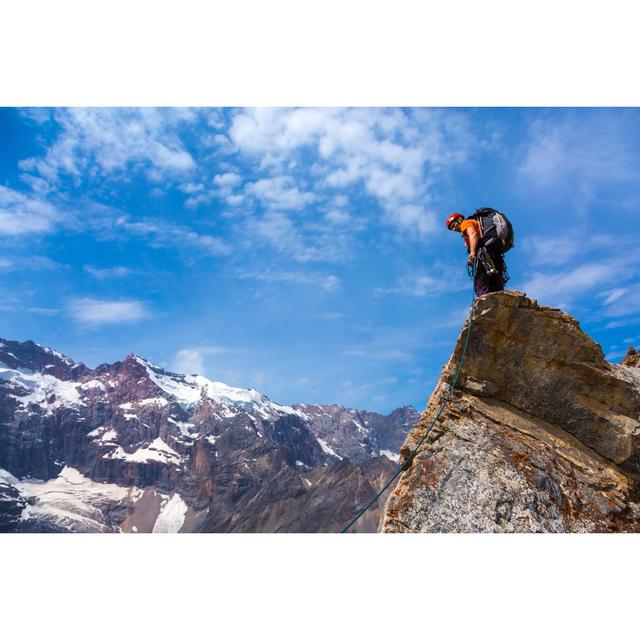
left=0, top=336, right=419, bottom=532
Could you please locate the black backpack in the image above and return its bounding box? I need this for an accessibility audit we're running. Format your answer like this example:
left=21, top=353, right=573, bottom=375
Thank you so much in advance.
left=466, top=207, right=515, bottom=253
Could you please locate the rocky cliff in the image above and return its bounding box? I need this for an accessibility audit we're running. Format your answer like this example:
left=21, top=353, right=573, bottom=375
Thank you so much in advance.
left=0, top=338, right=419, bottom=533
left=622, top=346, right=640, bottom=368
left=382, top=291, right=640, bottom=533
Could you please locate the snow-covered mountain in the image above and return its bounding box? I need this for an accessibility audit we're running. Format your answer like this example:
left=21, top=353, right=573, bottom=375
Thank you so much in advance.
left=0, top=337, right=419, bottom=533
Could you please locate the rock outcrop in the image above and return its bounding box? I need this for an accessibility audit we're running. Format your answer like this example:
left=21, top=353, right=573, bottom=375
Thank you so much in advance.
left=383, top=292, right=640, bottom=533
left=622, top=346, right=640, bottom=368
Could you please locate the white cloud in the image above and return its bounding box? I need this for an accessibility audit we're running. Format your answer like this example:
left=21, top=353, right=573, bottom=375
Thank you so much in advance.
left=375, top=266, right=468, bottom=297
left=214, top=172, right=241, bottom=187
left=18, top=107, right=52, bottom=125
left=228, top=107, right=476, bottom=239
left=181, top=171, right=244, bottom=209
left=518, top=111, right=640, bottom=192
left=245, top=210, right=349, bottom=264
left=250, top=210, right=296, bottom=249
left=605, top=318, right=640, bottom=330
left=225, top=194, right=244, bottom=206
left=521, top=235, right=581, bottom=267
left=171, top=348, right=207, bottom=376
left=390, top=204, right=437, bottom=238
left=84, top=265, right=133, bottom=279
left=0, top=186, right=63, bottom=236
left=606, top=349, right=628, bottom=361
left=28, top=307, right=60, bottom=316
left=599, top=283, right=640, bottom=319
left=321, top=275, right=341, bottom=292
left=234, top=266, right=341, bottom=291
left=68, top=298, right=149, bottom=325
left=522, top=261, right=620, bottom=306
left=325, top=209, right=350, bottom=225
left=19, top=108, right=197, bottom=187
left=341, top=348, right=413, bottom=362
left=245, top=176, right=316, bottom=211
left=599, top=288, right=628, bottom=306
left=170, top=346, right=241, bottom=376
left=178, top=182, right=205, bottom=194
left=113, top=216, right=230, bottom=256
left=438, top=305, right=472, bottom=328
left=0, top=255, right=63, bottom=271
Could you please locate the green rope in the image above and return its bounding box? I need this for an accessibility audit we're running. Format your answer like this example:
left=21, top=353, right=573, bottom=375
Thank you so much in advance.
left=341, top=258, right=478, bottom=533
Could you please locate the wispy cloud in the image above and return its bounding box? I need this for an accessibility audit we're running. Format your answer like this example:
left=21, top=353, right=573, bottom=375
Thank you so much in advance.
left=19, top=108, right=198, bottom=188
left=599, top=288, right=628, bottom=306
left=438, top=305, right=472, bottom=328
left=171, top=346, right=245, bottom=376
left=341, top=348, right=413, bottom=362
left=518, top=110, right=640, bottom=199
left=520, top=229, right=640, bottom=317
left=0, top=255, right=64, bottom=271
left=213, top=172, right=241, bottom=188
left=228, top=107, right=476, bottom=239
left=84, top=265, right=134, bottom=280
left=113, top=216, right=230, bottom=256
left=234, top=266, right=341, bottom=291
left=521, top=235, right=582, bottom=267
left=28, top=307, right=60, bottom=316
left=245, top=210, right=351, bottom=264
left=375, top=266, right=468, bottom=297
left=598, top=283, right=640, bottom=319
left=318, top=312, right=345, bottom=320
left=0, top=186, right=64, bottom=236
left=182, top=171, right=245, bottom=209
left=522, top=261, right=619, bottom=306
left=338, top=323, right=435, bottom=365
left=245, top=175, right=316, bottom=211
left=68, top=297, right=149, bottom=325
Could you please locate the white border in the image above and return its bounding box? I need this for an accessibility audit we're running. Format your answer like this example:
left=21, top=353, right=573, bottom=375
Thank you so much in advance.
left=1, top=0, right=639, bottom=105
left=2, top=534, right=639, bottom=638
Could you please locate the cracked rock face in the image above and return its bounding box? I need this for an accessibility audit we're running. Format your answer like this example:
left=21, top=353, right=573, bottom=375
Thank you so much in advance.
left=382, top=291, right=640, bottom=533
left=622, top=346, right=640, bottom=368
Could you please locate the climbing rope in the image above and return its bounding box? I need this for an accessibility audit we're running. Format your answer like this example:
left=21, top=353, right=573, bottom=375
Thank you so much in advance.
left=341, top=258, right=478, bottom=533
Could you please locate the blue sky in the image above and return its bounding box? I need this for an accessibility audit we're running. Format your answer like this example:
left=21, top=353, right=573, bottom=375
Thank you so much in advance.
left=1, top=107, right=639, bottom=413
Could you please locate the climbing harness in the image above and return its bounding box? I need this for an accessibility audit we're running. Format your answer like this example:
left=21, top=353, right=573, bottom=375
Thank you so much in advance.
left=476, top=246, right=498, bottom=276
left=341, top=257, right=479, bottom=533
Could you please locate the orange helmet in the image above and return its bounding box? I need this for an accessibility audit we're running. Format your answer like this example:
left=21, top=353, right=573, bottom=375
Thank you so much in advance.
left=445, top=212, right=463, bottom=229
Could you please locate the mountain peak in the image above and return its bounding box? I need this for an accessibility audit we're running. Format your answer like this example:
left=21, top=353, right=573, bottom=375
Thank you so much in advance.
left=383, top=291, right=640, bottom=533
left=0, top=336, right=419, bottom=533
left=124, top=353, right=151, bottom=366
left=622, top=345, right=640, bottom=368
left=0, top=337, right=87, bottom=380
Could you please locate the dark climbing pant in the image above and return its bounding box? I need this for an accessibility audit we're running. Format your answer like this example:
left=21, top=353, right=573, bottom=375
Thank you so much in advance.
left=474, top=250, right=505, bottom=297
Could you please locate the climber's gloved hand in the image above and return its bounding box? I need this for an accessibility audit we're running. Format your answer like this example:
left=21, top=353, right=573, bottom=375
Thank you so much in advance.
left=467, top=253, right=476, bottom=266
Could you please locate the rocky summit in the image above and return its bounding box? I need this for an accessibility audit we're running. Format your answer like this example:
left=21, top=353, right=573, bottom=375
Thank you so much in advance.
left=383, top=291, right=640, bottom=533
left=622, top=346, right=640, bottom=368
left=0, top=338, right=418, bottom=533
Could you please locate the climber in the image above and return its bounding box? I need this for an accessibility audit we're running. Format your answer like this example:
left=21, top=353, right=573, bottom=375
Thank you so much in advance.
left=446, top=208, right=514, bottom=297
